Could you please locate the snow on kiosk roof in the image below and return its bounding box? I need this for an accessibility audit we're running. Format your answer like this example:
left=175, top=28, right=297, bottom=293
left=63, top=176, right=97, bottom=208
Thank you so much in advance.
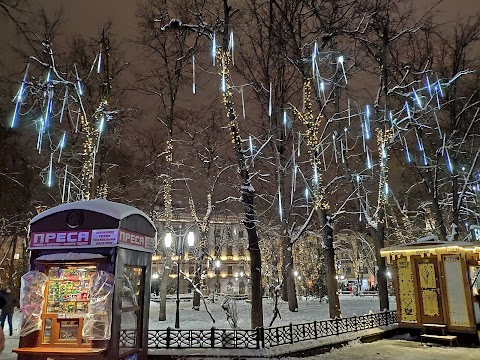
left=29, top=199, right=156, bottom=252
left=381, top=239, right=480, bottom=263
left=31, top=198, right=156, bottom=228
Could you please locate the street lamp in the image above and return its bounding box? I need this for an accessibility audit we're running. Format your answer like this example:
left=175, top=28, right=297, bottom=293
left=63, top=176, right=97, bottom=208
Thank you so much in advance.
left=175, top=229, right=195, bottom=328
left=151, top=272, right=159, bottom=296
left=215, top=259, right=221, bottom=301
left=165, top=226, right=195, bottom=329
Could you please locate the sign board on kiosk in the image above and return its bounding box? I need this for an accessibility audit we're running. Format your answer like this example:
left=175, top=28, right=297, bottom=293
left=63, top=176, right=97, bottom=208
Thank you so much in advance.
left=13, top=199, right=156, bottom=360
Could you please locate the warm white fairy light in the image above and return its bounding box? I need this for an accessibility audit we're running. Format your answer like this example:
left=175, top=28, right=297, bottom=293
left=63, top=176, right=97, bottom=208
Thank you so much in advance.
left=292, top=80, right=329, bottom=210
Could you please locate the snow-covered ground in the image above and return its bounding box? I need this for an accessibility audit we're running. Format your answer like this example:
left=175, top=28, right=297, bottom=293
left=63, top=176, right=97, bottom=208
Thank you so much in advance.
left=285, top=338, right=480, bottom=360
left=149, top=294, right=397, bottom=329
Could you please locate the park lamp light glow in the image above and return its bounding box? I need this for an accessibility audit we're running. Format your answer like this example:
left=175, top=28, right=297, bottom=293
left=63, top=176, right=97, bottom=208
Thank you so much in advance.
left=152, top=273, right=159, bottom=280
left=164, top=232, right=172, bottom=248
left=187, top=231, right=195, bottom=247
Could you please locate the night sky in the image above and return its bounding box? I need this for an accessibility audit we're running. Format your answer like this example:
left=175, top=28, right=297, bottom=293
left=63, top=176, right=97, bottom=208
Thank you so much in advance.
left=24, top=0, right=480, bottom=41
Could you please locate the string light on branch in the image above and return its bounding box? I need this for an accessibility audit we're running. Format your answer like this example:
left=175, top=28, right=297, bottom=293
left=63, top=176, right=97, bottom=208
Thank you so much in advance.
left=292, top=80, right=329, bottom=210
left=376, top=128, right=393, bottom=209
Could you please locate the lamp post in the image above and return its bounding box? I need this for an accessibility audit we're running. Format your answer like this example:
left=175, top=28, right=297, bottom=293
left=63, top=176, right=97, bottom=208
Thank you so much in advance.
left=166, top=226, right=195, bottom=329
left=214, top=258, right=221, bottom=302
left=151, top=272, right=159, bottom=296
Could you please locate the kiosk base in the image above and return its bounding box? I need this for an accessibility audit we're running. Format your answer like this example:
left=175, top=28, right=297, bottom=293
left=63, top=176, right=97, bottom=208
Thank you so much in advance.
left=13, top=347, right=106, bottom=360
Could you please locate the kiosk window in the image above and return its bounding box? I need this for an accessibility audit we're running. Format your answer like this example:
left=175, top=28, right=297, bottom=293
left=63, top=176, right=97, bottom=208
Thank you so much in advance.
left=46, top=266, right=96, bottom=315
left=42, top=265, right=97, bottom=345
left=470, top=266, right=480, bottom=295
left=120, top=266, right=144, bottom=353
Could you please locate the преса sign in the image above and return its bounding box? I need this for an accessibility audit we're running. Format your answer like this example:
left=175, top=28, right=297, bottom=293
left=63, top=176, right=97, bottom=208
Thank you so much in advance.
left=30, top=228, right=154, bottom=252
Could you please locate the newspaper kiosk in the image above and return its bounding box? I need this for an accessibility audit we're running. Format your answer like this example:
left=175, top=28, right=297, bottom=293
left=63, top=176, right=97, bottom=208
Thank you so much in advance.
left=381, top=238, right=480, bottom=339
left=13, top=199, right=156, bottom=360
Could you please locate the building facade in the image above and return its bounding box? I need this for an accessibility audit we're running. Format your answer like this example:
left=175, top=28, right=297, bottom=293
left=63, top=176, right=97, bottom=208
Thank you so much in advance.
left=153, top=214, right=250, bottom=297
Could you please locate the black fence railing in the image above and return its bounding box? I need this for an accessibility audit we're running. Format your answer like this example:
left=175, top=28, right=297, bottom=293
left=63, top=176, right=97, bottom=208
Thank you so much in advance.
left=125, top=310, right=396, bottom=350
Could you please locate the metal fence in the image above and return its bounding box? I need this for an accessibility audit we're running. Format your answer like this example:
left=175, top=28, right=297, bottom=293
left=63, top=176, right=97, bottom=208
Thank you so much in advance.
left=120, top=310, right=397, bottom=350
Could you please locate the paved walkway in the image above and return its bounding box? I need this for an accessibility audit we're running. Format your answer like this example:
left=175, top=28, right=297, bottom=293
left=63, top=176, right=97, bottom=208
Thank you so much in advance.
left=303, top=338, right=480, bottom=360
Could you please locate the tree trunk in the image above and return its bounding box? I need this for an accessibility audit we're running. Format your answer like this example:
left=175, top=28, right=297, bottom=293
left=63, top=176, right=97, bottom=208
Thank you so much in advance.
left=244, top=189, right=263, bottom=329
left=8, top=235, right=18, bottom=287
left=193, top=260, right=201, bottom=310
left=281, top=241, right=299, bottom=310
left=375, top=209, right=389, bottom=311
left=286, top=264, right=298, bottom=312
left=158, top=256, right=171, bottom=321
left=318, top=209, right=341, bottom=318
left=426, top=169, right=448, bottom=241
left=281, top=240, right=288, bottom=301
left=451, top=164, right=459, bottom=241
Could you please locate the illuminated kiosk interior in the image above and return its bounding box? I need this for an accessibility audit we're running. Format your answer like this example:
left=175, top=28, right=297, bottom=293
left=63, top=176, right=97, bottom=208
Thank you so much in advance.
left=381, top=237, right=480, bottom=337
left=14, top=199, right=156, bottom=360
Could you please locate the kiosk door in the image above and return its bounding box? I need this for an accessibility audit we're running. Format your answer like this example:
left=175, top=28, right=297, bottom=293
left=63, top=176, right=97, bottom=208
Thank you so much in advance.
left=415, top=257, right=444, bottom=324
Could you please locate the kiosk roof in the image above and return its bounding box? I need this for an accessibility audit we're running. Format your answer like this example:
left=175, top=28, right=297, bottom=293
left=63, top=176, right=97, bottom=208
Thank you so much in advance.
left=381, top=240, right=480, bottom=263
left=31, top=199, right=156, bottom=230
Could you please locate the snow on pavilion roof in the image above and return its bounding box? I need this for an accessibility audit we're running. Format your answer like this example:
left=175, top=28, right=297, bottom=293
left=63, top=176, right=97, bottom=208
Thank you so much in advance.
left=381, top=240, right=480, bottom=263
left=31, top=198, right=156, bottom=229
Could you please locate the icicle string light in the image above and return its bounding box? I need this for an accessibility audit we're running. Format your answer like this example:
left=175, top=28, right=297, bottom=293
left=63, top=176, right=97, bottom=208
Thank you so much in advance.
left=48, top=153, right=54, bottom=187
left=74, top=64, right=83, bottom=96
left=268, top=82, right=272, bottom=117
left=97, top=49, right=102, bottom=73
left=228, top=31, right=234, bottom=65
left=192, top=54, right=196, bottom=94
left=426, top=76, right=432, bottom=96
left=212, top=33, right=216, bottom=66
left=446, top=150, right=453, bottom=173
left=241, top=87, right=245, bottom=119
left=278, top=187, right=283, bottom=221
left=413, top=87, right=422, bottom=108
left=58, top=131, right=66, bottom=162
left=62, top=165, right=68, bottom=203
left=59, top=87, right=68, bottom=123
left=337, top=55, right=347, bottom=84
left=10, top=63, right=30, bottom=128
left=311, top=41, right=318, bottom=78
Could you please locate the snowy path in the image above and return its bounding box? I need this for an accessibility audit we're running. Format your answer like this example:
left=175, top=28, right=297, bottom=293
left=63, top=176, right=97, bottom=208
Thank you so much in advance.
left=286, top=338, right=480, bottom=360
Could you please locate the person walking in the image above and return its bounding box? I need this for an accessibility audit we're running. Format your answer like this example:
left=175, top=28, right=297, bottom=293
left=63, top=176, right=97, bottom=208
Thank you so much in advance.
left=0, top=327, right=4, bottom=354
left=0, top=287, right=18, bottom=336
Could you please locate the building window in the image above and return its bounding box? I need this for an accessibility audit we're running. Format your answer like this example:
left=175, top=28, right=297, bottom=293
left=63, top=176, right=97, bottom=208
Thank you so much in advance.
left=227, top=266, right=233, bottom=275
left=238, top=245, right=245, bottom=256
left=238, top=230, right=245, bottom=239
left=226, top=245, right=233, bottom=257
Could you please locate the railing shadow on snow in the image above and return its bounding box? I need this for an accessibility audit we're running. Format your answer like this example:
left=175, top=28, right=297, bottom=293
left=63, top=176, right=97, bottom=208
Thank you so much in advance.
left=120, top=310, right=397, bottom=349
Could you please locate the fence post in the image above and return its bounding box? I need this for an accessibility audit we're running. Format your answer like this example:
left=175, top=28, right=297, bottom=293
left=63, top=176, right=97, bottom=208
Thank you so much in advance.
left=166, top=327, right=171, bottom=349
left=261, top=327, right=265, bottom=348
left=290, top=323, right=294, bottom=344
left=255, top=327, right=261, bottom=349
left=211, top=327, right=215, bottom=348
left=335, top=317, right=339, bottom=335
left=314, top=320, right=318, bottom=339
